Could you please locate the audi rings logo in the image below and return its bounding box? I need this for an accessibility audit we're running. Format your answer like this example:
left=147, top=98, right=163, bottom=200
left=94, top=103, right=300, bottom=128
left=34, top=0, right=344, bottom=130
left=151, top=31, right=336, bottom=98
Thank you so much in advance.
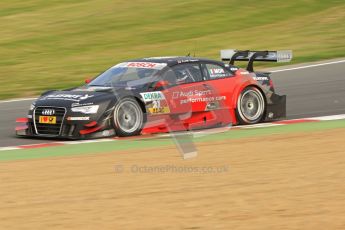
left=42, top=109, right=55, bottom=116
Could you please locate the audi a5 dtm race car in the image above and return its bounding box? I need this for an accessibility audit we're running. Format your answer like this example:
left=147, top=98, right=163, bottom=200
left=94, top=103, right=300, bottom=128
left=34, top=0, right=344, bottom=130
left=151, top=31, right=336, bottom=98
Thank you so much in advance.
left=16, top=49, right=292, bottom=139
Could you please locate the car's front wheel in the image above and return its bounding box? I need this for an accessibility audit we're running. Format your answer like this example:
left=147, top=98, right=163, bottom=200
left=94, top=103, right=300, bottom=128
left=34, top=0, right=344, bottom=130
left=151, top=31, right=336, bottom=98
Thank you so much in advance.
left=236, top=86, right=266, bottom=125
left=113, top=98, right=144, bottom=137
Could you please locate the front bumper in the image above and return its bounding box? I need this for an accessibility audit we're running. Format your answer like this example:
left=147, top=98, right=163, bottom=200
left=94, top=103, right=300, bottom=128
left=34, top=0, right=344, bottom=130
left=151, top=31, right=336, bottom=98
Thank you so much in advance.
left=16, top=119, right=116, bottom=139
left=16, top=107, right=116, bottom=139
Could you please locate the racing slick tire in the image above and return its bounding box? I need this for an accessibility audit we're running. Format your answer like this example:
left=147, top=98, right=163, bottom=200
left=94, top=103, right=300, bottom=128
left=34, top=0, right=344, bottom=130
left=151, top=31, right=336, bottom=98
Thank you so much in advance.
left=236, top=86, right=266, bottom=125
left=113, top=98, right=145, bottom=137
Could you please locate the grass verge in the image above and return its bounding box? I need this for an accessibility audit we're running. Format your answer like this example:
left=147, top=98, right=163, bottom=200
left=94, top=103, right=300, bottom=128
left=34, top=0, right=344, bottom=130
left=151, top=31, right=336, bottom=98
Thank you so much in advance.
left=0, top=0, right=345, bottom=99
left=1, top=119, right=345, bottom=161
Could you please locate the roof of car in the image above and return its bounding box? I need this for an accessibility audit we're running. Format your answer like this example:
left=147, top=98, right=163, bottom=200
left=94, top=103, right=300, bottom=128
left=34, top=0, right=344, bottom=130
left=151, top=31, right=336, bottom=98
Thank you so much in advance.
left=128, top=56, right=224, bottom=67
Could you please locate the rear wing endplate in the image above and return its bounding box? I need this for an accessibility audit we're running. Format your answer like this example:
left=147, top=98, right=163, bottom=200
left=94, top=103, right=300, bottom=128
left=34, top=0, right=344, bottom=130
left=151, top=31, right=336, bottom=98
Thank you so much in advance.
left=220, top=49, right=293, bottom=72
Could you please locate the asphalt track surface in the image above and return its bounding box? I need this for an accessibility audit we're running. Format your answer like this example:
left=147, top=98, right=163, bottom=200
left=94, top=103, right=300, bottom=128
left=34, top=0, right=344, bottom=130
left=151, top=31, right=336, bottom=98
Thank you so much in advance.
left=0, top=59, right=344, bottom=147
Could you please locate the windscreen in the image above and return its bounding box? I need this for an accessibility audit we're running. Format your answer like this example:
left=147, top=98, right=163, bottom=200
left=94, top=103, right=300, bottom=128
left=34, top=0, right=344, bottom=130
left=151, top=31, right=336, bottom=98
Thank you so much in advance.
left=89, top=62, right=167, bottom=87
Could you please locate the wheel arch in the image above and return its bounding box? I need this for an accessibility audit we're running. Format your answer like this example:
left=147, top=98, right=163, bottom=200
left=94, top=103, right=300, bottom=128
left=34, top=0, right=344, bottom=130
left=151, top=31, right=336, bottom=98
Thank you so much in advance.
left=133, top=96, right=147, bottom=114
left=115, top=95, right=147, bottom=114
left=234, top=84, right=267, bottom=124
left=232, top=84, right=267, bottom=109
left=112, top=96, right=146, bottom=137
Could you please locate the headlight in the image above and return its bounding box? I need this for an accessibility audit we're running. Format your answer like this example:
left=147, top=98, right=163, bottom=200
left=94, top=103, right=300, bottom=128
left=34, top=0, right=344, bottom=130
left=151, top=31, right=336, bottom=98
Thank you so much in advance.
left=71, top=105, right=99, bottom=114
left=29, top=104, right=35, bottom=110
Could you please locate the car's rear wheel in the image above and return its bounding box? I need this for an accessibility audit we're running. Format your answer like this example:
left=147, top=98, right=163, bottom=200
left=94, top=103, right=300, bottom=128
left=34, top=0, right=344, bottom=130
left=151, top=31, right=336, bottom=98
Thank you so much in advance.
left=113, top=98, right=144, bottom=137
left=236, top=86, right=266, bottom=125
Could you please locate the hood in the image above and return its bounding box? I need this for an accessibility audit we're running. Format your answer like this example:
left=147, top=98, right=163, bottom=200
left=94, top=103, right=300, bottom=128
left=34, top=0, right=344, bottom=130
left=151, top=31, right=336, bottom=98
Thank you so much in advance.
left=35, top=88, right=115, bottom=108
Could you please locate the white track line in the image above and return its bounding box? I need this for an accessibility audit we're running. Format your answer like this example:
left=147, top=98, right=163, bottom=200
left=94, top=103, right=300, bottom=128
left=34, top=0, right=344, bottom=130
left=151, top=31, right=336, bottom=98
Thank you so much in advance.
left=0, top=98, right=37, bottom=104
left=238, top=123, right=283, bottom=129
left=0, top=147, right=20, bottom=151
left=307, top=114, right=345, bottom=121
left=62, top=139, right=115, bottom=145
left=270, top=59, right=345, bottom=73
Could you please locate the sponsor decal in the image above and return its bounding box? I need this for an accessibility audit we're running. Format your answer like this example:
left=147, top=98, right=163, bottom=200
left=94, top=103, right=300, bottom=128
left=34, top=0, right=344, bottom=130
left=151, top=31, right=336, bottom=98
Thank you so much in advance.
left=253, top=76, right=269, bottom=81
left=148, top=99, right=170, bottom=114
left=67, top=117, right=90, bottom=121
left=172, top=92, right=180, bottom=99
left=173, top=89, right=212, bottom=98
left=210, top=68, right=225, bottom=74
left=140, top=91, right=165, bottom=102
left=140, top=91, right=170, bottom=115
left=209, top=68, right=227, bottom=78
left=171, top=89, right=225, bottom=105
left=205, top=101, right=220, bottom=111
left=177, top=59, right=198, bottom=64
left=180, top=96, right=226, bottom=105
left=276, top=51, right=293, bottom=62
left=172, top=89, right=226, bottom=105
left=39, top=116, right=56, bottom=124
left=148, top=107, right=170, bottom=114
left=79, top=94, right=94, bottom=100
left=41, top=94, right=94, bottom=102
left=102, top=130, right=110, bottom=136
left=74, top=87, right=112, bottom=92
left=117, top=62, right=167, bottom=70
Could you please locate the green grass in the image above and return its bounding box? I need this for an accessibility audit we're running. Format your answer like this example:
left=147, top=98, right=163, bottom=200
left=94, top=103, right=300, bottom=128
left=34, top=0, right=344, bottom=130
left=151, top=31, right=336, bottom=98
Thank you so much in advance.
left=1, top=119, right=345, bottom=161
left=0, top=0, right=344, bottom=99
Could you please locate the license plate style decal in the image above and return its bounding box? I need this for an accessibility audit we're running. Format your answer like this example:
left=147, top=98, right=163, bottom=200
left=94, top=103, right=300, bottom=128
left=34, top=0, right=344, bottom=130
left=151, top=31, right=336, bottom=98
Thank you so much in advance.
left=39, top=116, right=57, bottom=124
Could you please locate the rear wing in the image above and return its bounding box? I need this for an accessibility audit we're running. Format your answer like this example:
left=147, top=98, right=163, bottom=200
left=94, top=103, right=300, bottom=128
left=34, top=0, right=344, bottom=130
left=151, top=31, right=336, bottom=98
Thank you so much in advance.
left=220, top=49, right=293, bottom=72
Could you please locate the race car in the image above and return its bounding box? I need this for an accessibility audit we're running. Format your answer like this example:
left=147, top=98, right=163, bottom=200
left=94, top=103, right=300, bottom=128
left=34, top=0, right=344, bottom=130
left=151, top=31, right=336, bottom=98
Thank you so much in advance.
left=16, top=49, right=291, bottom=139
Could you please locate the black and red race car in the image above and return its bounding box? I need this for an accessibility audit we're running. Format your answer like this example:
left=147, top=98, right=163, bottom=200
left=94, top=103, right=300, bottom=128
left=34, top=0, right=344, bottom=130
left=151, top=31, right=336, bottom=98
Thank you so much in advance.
left=16, top=49, right=291, bottom=139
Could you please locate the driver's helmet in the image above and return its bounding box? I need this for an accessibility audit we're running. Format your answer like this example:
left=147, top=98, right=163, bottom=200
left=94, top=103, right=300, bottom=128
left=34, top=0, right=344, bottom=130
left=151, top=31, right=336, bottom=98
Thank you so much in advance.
left=176, top=70, right=189, bottom=83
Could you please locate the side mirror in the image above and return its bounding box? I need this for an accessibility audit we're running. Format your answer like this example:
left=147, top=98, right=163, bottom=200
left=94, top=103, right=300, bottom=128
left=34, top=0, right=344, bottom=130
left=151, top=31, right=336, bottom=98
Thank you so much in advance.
left=85, top=78, right=92, bottom=84
left=153, top=80, right=170, bottom=90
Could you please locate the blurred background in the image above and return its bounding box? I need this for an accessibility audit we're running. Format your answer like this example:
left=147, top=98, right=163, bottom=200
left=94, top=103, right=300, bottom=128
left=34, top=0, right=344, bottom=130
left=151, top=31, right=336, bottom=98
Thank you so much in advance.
left=0, top=0, right=344, bottom=99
